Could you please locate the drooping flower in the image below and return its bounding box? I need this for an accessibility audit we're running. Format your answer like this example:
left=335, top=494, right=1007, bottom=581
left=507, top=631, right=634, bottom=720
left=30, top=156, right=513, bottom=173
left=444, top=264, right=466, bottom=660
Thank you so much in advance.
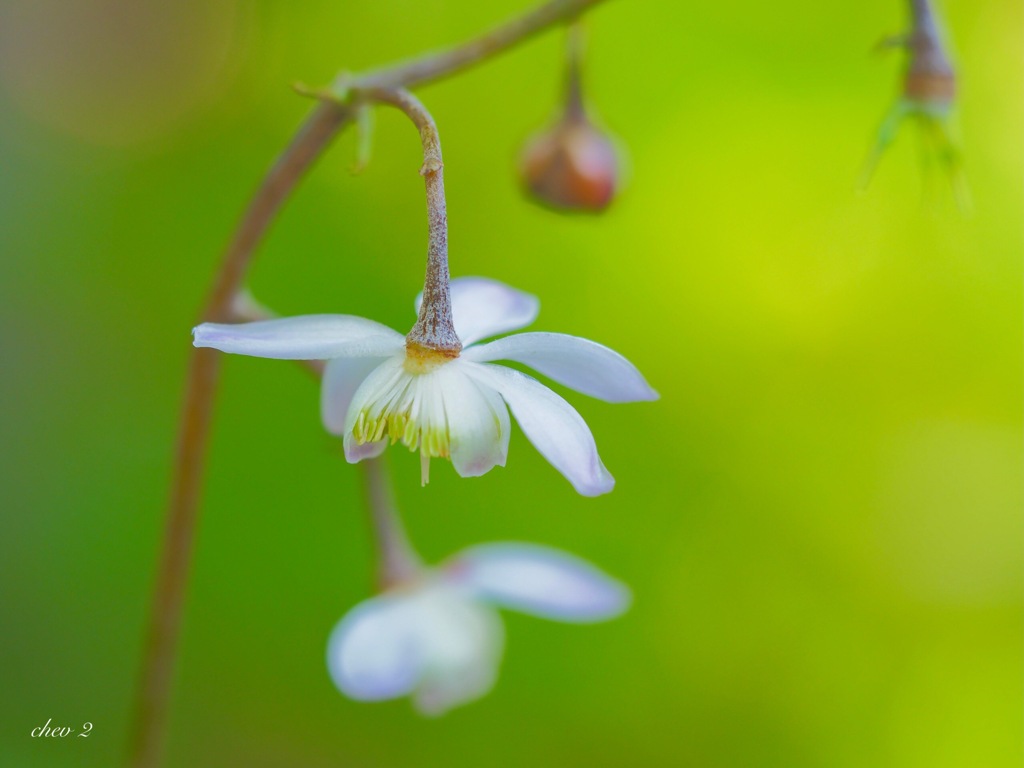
left=193, top=277, right=657, bottom=496
left=862, top=0, right=967, bottom=205
left=326, top=542, right=630, bottom=715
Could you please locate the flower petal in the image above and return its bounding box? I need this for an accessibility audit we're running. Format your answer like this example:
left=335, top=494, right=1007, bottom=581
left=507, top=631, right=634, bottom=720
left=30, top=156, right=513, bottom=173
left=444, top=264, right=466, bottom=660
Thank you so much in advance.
left=322, top=356, right=391, bottom=435
left=416, top=277, right=539, bottom=346
left=408, top=584, right=504, bottom=716
left=326, top=595, right=422, bottom=701
left=343, top=435, right=388, bottom=462
left=464, top=363, right=614, bottom=496
left=193, top=315, right=404, bottom=360
left=444, top=543, right=631, bottom=622
left=463, top=332, right=658, bottom=403
left=341, top=357, right=407, bottom=464
left=442, top=363, right=511, bottom=478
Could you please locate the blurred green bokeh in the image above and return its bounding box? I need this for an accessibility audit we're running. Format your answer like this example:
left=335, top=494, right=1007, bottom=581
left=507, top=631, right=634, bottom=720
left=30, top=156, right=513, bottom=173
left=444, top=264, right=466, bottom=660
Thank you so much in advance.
left=1, top=1, right=1020, bottom=766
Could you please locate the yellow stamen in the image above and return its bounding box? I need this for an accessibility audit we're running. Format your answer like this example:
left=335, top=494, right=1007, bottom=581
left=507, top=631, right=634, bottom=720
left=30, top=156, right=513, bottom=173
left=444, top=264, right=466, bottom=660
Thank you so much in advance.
left=420, top=453, right=431, bottom=486
left=350, top=352, right=459, bottom=485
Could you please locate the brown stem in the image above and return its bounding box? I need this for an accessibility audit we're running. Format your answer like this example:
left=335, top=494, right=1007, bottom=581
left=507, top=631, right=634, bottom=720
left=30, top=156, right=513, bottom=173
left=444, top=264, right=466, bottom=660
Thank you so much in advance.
left=366, top=88, right=460, bottom=353
left=127, top=1, right=610, bottom=766
left=206, top=103, right=353, bottom=322
left=125, top=103, right=348, bottom=768
left=360, top=458, right=422, bottom=589
left=354, top=0, right=607, bottom=92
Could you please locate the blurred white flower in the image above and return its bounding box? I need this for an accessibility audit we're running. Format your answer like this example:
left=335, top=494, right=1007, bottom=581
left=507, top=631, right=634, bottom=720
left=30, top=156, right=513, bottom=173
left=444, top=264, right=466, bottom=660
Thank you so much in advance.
left=326, top=542, right=630, bottom=715
left=193, top=277, right=657, bottom=496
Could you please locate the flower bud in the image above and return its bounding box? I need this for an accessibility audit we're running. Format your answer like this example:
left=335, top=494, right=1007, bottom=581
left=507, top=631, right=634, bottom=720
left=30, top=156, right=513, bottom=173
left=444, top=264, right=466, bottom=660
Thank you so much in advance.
left=519, top=114, right=619, bottom=212
left=519, top=21, right=619, bottom=213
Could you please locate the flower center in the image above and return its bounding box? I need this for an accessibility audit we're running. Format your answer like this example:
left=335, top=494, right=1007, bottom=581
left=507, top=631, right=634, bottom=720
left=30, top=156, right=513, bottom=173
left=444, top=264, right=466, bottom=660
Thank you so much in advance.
left=351, top=351, right=460, bottom=485
left=403, top=340, right=459, bottom=374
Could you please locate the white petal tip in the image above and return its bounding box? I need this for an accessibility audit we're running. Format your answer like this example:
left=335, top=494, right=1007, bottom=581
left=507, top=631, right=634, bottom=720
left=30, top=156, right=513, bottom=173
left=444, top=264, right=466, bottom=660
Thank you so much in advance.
left=452, top=458, right=501, bottom=478
left=572, top=462, right=615, bottom=497
left=609, top=384, right=659, bottom=403
left=191, top=325, right=229, bottom=350
left=344, top=439, right=388, bottom=463
left=576, top=476, right=615, bottom=497
left=602, top=375, right=660, bottom=404
left=191, top=322, right=240, bottom=352
left=191, top=324, right=209, bottom=348
left=548, top=580, right=631, bottom=623
left=641, top=387, right=660, bottom=402
left=589, top=582, right=632, bottom=621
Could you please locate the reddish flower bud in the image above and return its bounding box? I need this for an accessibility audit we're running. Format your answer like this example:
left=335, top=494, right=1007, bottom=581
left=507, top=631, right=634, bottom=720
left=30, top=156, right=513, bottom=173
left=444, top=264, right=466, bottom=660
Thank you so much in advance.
left=519, top=114, right=619, bottom=212
left=519, top=21, right=620, bottom=213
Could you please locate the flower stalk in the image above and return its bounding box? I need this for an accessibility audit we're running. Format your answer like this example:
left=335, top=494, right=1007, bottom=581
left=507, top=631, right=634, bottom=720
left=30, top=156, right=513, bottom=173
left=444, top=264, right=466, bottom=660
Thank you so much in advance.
left=564, top=20, right=586, bottom=121
left=366, top=88, right=461, bottom=355
left=124, top=102, right=348, bottom=768
left=360, top=457, right=422, bottom=590
left=126, top=2, right=611, bottom=766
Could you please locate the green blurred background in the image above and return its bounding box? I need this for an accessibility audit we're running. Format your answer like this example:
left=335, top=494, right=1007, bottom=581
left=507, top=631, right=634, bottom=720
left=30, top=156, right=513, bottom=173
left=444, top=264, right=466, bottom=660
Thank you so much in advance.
left=1, top=0, right=1021, bottom=765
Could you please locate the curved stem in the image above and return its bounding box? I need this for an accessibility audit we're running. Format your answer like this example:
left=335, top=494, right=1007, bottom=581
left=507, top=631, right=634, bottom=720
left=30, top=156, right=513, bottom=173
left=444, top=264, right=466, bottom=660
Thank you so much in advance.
left=355, top=0, right=606, bottom=92
left=206, top=103, right=353, bottom=322
left=125, top=103, right=348, bottom=768
left=127, top=1, right=610, bottom=766
left=368, top=88, right=460, bottom=353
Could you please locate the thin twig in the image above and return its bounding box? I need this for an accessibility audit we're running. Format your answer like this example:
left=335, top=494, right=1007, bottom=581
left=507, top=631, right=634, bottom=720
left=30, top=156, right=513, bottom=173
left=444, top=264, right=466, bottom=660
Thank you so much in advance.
left=125, top=103, right=348, bottom=768
left=353, top=0, right=605, bottom=91
left=127, top=1, right=610, bottom=766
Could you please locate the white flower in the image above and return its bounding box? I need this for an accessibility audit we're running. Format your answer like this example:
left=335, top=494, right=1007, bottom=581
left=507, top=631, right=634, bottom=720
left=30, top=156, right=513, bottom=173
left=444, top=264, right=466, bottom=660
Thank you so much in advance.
left=326, top=542, right=630, bottom=715
left=193, top=277, right=657, bottom=496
